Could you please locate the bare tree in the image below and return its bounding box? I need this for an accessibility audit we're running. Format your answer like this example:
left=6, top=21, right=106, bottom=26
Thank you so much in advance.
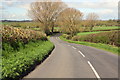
left=28, top=0, right=67, bottom=35
left=86, top=12, right=99, bottom=31
left=58, top=8, right=83, bottom=36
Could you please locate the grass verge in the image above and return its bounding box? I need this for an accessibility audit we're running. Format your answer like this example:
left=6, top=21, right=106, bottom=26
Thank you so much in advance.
left=77, top=31, right=107, bottom=36
left=93, top=26, right=120, bottom=31
left=2, top=40, right=54, bottom=80
left=60, top=36, right=119, bottom=55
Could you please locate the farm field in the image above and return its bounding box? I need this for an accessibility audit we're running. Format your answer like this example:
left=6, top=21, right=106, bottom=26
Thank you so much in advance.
left=1, top=22, right=61, bottom=31
left=1, top=22, right=40, bottom=29
left=77, top=31, right=106, bottom=35
left=93, top=26, right=119, bottom=30
left=1, top=22, right=119, bottom=34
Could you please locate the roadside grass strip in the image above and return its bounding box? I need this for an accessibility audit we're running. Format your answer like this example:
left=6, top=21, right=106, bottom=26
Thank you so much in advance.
left=60, top=36, right=119, bottom=55
left=2, top=41, right=54, bottom=79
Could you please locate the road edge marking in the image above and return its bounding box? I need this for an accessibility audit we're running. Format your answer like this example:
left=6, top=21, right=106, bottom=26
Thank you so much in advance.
left=72, top=46, right=76, bottom=49
left=56, top=37, right=58, bottom=40
left=58, top=37, right=60, bottom=39
left=68, top=45, right=70, bottom=46
left=78, top=51, right=85, bottom=57
left=87, top=61, right=101, bottom=80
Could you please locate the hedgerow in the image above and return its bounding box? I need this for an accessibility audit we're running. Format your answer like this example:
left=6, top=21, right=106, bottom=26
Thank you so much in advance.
left=71, top=31, right=120, bottom=46
left=2, top=26, right=47, bottom=44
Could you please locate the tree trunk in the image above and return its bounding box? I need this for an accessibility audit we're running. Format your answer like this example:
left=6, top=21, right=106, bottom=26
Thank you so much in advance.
left=51, top=26, right=54, bottom=33
left=44, top=27, right=50, bottom=35
left=90, top=25, right=94, bottom=31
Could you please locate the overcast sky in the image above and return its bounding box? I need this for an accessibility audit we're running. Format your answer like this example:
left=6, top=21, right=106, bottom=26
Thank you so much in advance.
left=0, top=0, right=119, bottom=20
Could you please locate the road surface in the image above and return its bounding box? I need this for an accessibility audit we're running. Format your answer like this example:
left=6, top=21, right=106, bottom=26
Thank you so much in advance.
left=25, top=34, right=118, bottom=79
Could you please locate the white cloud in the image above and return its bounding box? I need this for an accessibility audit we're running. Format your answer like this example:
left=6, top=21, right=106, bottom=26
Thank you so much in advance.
left=0, top=6, right=2, bottom=9
left=3, top=0, right=16, bottom=6
left=18, top=4, right=30, bottom=10
left=66, top=1, right=118, bottom=20
left=2, top=12, right=30, bottom=20
left=2, top=13, right=15, bottom=19
left=63, top=0, right=119, bottom=2
left=97, top=9, right=114, bottom=15
left=66, top=2, right=117, bottom=9
left=98, top=0, right=119, bottom=2
left=11, top=14, right=16, bottom=17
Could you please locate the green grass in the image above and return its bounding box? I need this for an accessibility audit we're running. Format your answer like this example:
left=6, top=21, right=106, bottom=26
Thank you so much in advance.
left=54, top=27, right=60, bottom=29
left=60, top=36, right=119, bottom=55
left=31, top=27, right=41, bottom=31
left=77, top=31, right=106, bottom=35
left=93, top=26, right=119, bottom=30
left=2, top=40, right=54, bottom=79
left=1, top=22, right=40, bottom=28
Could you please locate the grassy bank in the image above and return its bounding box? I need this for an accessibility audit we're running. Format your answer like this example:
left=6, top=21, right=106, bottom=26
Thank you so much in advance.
left=73, top=31, right=119, bottom=47
left=60, top=36, right=119, bottom=55
left=2, top=40, right=54, bottom=79
left=77, top=31, right=106, bottom=35
left=93, top=26, right=119, bottom=31
left=2, top=25, right=54, bottom=79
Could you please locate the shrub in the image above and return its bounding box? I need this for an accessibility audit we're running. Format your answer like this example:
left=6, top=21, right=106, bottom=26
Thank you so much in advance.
left=2, top=25, right=47, bottom=44
left=62, top=34, right=68, bottom=38
left=62, top=34, right=72, bottom=39
left=70, top=31, right=120, bottom=47
left=72, top=36, right=80, bottom=41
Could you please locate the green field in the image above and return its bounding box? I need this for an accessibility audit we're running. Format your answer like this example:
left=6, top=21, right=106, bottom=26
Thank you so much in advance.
left=93, top=26, right=119, bottom=30
left=56, top=26, right=119, bottom=31
left=76, top=26, right=119, bottom=35
left=1, top=22, right=40, bottom=28
left=77, top=31, right=106, bottom=35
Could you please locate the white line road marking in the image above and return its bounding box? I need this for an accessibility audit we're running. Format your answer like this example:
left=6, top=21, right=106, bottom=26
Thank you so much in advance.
left=72, top=46, right=76, bottom=49
left=87, top=61, right=101, bottom=80
left=58, top=37, right=60, bottom=39
left=56, top=37, right=60, bottom=40
left=78, top=51, right=85, bottom=57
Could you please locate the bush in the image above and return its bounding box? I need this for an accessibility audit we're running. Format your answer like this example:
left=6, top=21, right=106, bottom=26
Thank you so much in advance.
left=62, top=34, right=72, bottom=39
left=2, top=25, right=47, bottom=44
left=62, top=34, right=68, bottom=38
left=72, top=36, right=80, bottom=41
left=70, top=31, right=120, bottom=47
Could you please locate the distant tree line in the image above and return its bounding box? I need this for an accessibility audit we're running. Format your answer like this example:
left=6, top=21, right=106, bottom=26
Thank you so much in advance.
left=1, top=20, right=32, bottom=22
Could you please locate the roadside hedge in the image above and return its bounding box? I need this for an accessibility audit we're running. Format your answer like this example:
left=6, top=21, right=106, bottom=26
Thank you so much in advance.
left=2, top=25, right=47, bottom=44
left=71, top=31, right=120, bottom=46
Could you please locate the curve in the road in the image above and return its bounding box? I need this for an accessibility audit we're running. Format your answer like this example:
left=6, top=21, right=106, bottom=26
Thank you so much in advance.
left=25, top=34, right=118, bottom=79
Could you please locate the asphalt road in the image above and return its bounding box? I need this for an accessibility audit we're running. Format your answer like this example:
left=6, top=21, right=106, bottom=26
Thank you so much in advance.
left=25, top=34, right=118, bottom=79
